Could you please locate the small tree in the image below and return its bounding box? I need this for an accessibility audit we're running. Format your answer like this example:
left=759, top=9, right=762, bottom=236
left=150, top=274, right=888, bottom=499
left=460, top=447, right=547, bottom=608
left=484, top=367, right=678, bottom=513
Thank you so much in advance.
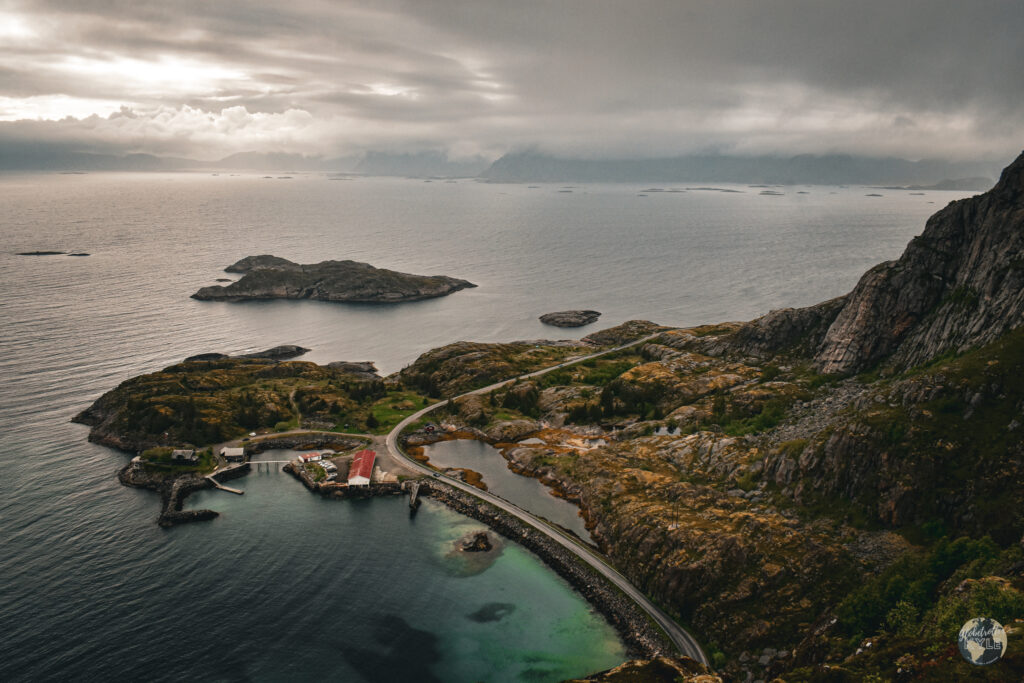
left=365, top=412, right=380, bottom=430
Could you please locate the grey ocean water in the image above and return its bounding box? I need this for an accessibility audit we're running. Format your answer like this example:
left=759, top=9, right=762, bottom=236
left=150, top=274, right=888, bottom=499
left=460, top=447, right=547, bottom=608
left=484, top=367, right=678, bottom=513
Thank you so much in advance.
left=0, top=173, right=973, bottom=681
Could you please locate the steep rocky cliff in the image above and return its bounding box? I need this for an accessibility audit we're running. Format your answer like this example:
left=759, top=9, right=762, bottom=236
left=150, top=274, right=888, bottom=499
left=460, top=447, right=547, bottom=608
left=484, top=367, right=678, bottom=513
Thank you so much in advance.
left=730, top=150, right=1024, bottom=375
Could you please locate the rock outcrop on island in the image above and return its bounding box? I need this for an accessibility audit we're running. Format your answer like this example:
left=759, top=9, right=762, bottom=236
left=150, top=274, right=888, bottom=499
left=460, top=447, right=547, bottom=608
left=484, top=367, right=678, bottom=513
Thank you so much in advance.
left=539, top=310, right=602, bottom=327
left=72, top=356, right=390, bottom=451
left=238, top=344, right=310, bottom=360
left=192, top=255, right=476, bottom=303
left=223, top=254, right=296, bottom=273
left=326, top=361, right=381, bottom=380
left=183, top=345, right=310, bottom=362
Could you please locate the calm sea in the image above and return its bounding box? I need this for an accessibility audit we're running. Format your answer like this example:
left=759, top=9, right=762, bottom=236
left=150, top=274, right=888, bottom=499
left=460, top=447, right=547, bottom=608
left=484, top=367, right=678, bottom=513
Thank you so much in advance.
left=0, top=172, right=974, bottom=681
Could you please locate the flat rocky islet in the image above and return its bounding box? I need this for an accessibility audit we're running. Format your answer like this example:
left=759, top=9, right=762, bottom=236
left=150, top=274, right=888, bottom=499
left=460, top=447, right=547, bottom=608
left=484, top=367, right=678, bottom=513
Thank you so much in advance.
left=192, top=255, right=476, bottom=303
left=539, top=310, right=602, bottom=327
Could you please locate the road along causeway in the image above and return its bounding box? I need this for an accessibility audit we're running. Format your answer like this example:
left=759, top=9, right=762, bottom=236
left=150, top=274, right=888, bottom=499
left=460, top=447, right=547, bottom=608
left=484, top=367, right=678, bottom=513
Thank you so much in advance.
left=385, top=334, right=709, bottom=665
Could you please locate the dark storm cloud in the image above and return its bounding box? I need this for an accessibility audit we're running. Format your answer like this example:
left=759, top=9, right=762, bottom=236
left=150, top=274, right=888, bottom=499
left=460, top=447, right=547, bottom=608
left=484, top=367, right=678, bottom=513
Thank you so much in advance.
left=1, top=0, right=1021, bottom=161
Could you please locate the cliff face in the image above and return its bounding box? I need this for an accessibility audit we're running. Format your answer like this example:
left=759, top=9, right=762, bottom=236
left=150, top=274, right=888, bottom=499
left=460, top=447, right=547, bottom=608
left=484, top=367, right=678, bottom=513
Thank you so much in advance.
left=817, top=151, right=1024, bottom=374
left=730, top=151, right=1024, bottom=375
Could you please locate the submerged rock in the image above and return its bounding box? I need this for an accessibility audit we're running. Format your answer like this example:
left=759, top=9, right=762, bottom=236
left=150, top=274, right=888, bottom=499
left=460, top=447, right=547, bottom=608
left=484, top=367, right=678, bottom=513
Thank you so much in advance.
left=459, top=531, right=493, bottom=552
left=540, top=310, right=602, bottom=327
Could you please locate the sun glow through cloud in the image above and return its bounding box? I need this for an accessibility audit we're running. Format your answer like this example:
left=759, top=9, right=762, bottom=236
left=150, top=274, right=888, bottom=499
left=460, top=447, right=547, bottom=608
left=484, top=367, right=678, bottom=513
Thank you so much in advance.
left=56, top=55, right=250, bottom=98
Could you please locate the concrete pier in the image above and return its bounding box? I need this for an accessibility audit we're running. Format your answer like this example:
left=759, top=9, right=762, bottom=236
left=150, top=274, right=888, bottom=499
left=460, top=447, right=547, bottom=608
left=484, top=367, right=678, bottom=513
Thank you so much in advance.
left=407, top=481, right=421, bottom=509
left=205, top=463, right=249, bottom=495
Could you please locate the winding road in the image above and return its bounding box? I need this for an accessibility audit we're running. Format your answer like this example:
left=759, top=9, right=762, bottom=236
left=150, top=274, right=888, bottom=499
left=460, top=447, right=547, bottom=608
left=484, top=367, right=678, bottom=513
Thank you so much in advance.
left=385, top=333, right=709, bottom=665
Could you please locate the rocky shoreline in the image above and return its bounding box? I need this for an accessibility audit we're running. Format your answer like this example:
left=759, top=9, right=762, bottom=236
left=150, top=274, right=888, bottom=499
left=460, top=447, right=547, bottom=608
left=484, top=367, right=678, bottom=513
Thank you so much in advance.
left=117, top=462, right=252, bottom=527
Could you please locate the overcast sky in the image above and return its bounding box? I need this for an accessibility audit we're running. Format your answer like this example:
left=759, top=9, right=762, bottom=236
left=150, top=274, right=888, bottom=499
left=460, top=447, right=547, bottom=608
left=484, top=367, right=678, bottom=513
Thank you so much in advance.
left=1, top=0, right=1022, bottom=162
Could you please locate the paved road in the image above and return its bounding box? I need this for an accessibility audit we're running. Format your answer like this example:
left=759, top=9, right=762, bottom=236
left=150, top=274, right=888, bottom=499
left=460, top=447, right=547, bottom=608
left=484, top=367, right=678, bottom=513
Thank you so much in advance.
left=385, top=334, right=709, bottom=665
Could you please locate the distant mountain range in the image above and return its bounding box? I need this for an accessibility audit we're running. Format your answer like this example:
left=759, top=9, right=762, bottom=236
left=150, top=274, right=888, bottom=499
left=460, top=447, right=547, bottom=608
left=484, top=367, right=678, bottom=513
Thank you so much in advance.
left=0, top=142, right=1005, bottom=187
left=480, top=151, right=1002, bottom=187
left=354, top=151, right=490, bottom=178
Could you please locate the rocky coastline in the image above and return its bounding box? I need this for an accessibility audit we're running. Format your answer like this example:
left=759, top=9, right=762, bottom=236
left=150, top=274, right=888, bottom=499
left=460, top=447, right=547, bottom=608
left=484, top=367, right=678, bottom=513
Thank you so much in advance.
left=117, top=462, right=252, bottom=527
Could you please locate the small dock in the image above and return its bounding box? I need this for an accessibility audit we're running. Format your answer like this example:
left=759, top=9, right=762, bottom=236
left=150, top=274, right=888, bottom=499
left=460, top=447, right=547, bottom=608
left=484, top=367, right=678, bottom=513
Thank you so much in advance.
left=205, top=474, right=244, bottom=494
left=206, top=465, right=247, bottom=495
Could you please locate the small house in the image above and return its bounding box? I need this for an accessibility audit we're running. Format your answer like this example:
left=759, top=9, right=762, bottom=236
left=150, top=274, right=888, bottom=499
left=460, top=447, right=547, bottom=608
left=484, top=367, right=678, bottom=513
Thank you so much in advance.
left=171, top=449, right=198, bottom=464
left=298, top=452, right=322, bottom=463
left=220, top=447, right=245, bottom=462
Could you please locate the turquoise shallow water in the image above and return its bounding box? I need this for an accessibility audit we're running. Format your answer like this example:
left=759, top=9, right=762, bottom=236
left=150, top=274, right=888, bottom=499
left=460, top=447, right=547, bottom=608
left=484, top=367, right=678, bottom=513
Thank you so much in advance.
left=0, top=173, right=973, bottom=680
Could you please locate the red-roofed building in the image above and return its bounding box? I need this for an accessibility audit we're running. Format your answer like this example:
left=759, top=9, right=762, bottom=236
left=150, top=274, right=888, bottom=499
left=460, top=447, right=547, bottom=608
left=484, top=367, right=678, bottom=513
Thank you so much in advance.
left=348, top=450, right=375, bottom=486
left=298, top=452, right=322, bottom=463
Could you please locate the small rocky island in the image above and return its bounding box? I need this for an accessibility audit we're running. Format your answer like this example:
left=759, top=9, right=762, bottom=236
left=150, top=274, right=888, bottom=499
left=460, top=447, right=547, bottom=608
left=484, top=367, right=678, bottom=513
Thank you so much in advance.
left=192, top=255, right=476, bottom=303
left=539, top=310, right=601, bottom=327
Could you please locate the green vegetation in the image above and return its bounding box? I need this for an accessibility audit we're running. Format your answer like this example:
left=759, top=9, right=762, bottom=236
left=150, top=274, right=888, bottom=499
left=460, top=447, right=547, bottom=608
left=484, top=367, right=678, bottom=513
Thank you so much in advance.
left=719, top=397, right=790, bottom=436
left=304, top=462, right=326, bottom=483
left=398, top=341, right=584, bottom=397
left=835, top=326, right=1024, bottom=541
left=139, top=446, right=215, bottom=474
left=836, top=535, right=1006, bottom=642
left=77, top=357, right=432, bottom=448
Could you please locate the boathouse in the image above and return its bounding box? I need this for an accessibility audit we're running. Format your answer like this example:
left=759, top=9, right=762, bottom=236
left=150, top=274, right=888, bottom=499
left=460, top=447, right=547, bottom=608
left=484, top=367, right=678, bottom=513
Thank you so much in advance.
left=298, top=452, right=322, bottom=463
left=220, top=447, right=245, bottom=462
left=348, top=450, right=375, bottom=486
